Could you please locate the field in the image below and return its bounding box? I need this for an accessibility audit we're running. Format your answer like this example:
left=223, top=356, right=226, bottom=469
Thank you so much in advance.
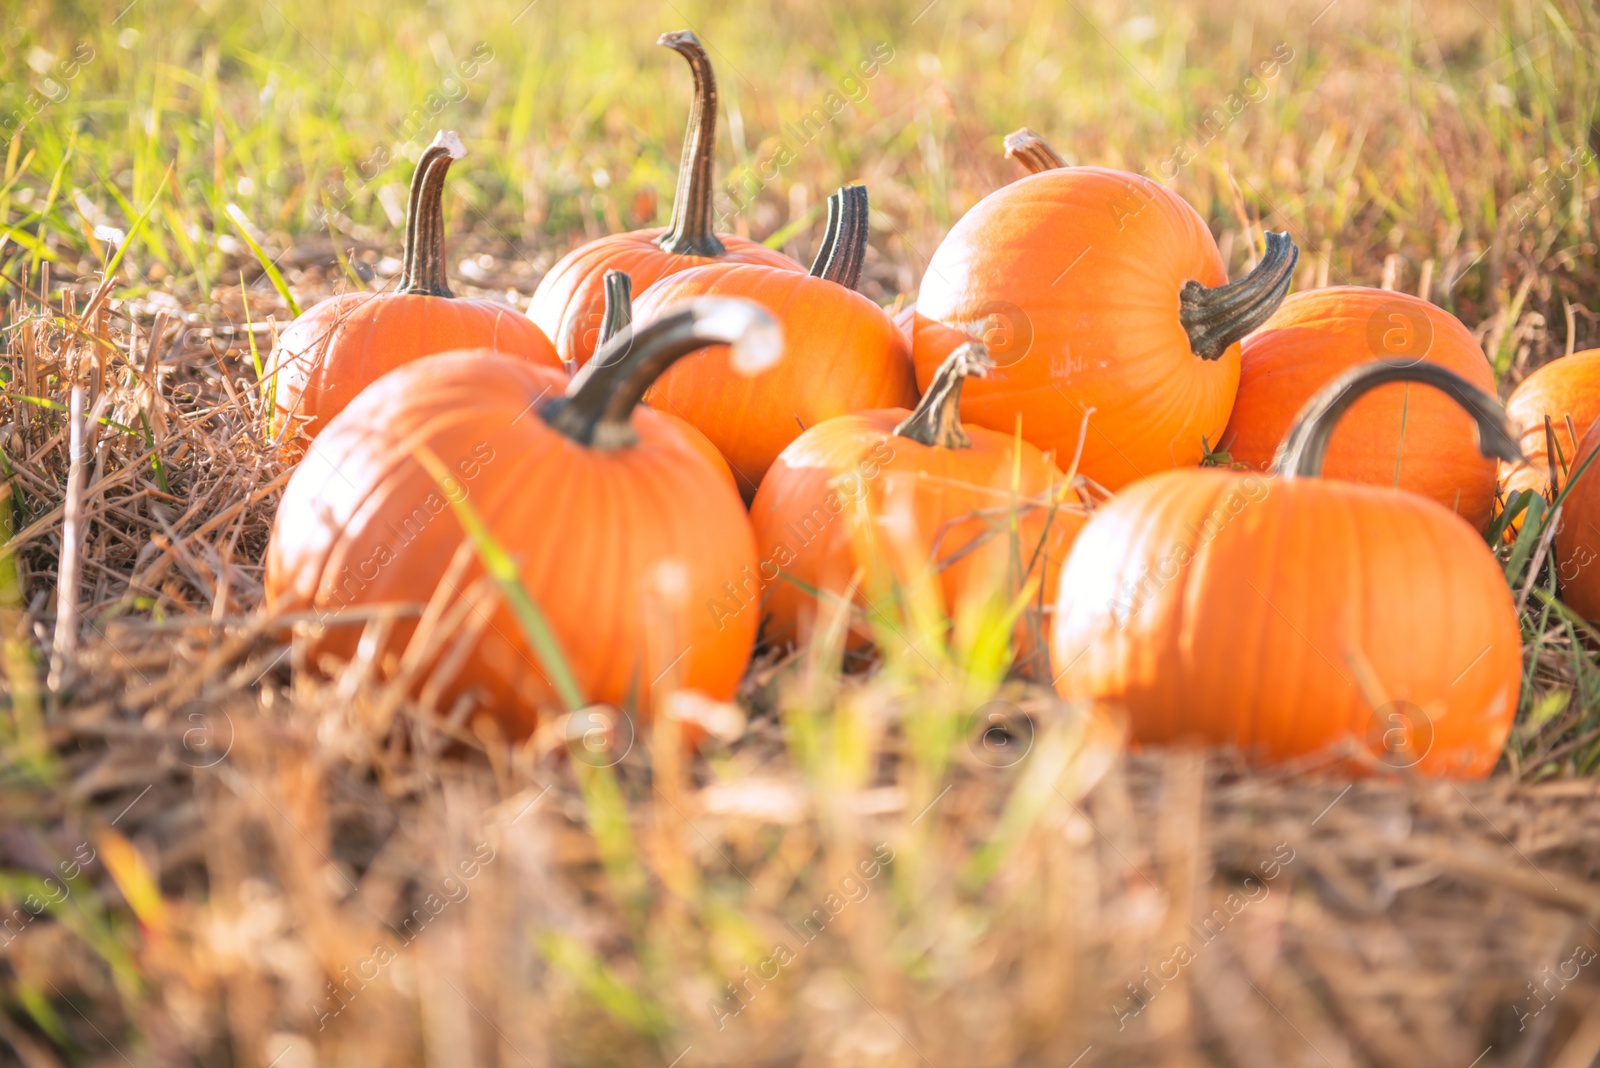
left=2, top=0, right=1600, bottom=1064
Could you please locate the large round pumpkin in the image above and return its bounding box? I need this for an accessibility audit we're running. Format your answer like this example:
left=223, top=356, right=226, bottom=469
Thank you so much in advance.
left=636, top=184, right=918, bottom=498
left=1051, top=360, right=1524, bottom=778
left=1502, top=348, right=1600, bottom=512
left=750, top=342, right=1088, bottom=668
left=1222, top=287, right=1500, bottom=531
left=914, top=164, right=1296, bottom=491
left=1554, top=416, right=1600, bottom=620
left=264, top=298, right=779, bottom=736
left=269, top=133, right=559, bottom=453
left=526, top=31, right=802, bottom=369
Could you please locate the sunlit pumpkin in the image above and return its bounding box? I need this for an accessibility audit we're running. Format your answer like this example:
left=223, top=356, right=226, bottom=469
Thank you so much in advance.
left=749, top=342, right=1087, bottom=669
left=913, top=140, right=1297, bottom=491
left=636, top=184, right=919, bottom=499
left=1052, top=360, right=1524, bottom=778
left=526, top=31, right=802, bottom=369
left=265, top=298, right=779, bottom=736
left=268, top=132, right=559, bottom=453
left=1501, top=348, right=1600, bottom=514
left=1222, top=287, right=1500, bottom=531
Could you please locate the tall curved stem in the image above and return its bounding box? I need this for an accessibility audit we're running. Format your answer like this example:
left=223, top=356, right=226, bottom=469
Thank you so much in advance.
left=1179, top=231, right=1298, bottom=361
left=894, top=343, right=991, bottom=448
left=655, top=31, right=726, bottom=258
left=398, top=131, right=465, bottom=297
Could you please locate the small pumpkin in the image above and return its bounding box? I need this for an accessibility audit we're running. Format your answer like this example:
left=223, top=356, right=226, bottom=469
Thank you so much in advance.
left=590, top=268, right=737, bottom=493
left=269, top=132, right=559, bottom=451
left=913, top=126, right=1297, bottom=491
left=1501, top=348, right=1600, bottom=512
left=1553, top=416, right=1600, bottom=620
left=1222, top=287, right=1500, bottom=531
left=527, top=31, right=802, bottom=369
left=636, top=184, right=919, bottom=498
left=265, top=298, right=779, bottom=736
left=750, top=342, right=1086, bottom=664
left=1051, top=360, right=1524, bottom=778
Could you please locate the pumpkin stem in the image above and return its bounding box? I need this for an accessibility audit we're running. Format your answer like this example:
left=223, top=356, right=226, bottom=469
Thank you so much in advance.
left=398, top=131, right=465, bottom=297
left=894, top=342, right=991, bottom=449
left=1003, top=128, right=1067, bottom=175
left=1179, top=231, right=1298, bottom=361
left=600, top=269, right=633, bottom=346
left=543, top=298, right=782, bottom=450
left=807, top=190, right=842, bottom=279
left=813, top=185, right=868, bottom=291
left=1275, top=359, right=1526, bottom=479
left=655, top=31, right=726, bottom=258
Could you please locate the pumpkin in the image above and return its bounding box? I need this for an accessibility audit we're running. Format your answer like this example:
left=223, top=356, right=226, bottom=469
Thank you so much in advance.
left=1553, top=416, right=1600, bottom=620
left=590, top=268, right=737, bottom=493
left=749, top=342, right=1087, bottom=665
left=526, top=31, right=802, bottom=369
left=912, top=142, right=1298, bottom=491
left=264, top=298, right=779, bottom=736
left=1222, top=287, right=1500, bottom=531
left=1501, top=348, right=1600, bottom=513
left=636, top=184, right=919, bottom=499
left=1051, top=360, right=1524, bottom=778
left=269, top=132, right=559, bottom=452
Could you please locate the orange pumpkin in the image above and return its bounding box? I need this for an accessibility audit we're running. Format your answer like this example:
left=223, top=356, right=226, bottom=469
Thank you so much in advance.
left=1553, top=416, right=1600, bottom=620
left=527, top=31, right=802, bottom=369
left=269, top=132, right=559, bottom=452
left=264, top=298, right=779, bottom=737
left=1052, top=360, right=1524, bottom=779
left=1501, top=348, right=1600, bottom=512
left=1222, top=287, right=1500, bottom=531
left=636, top=184, right=919, bottom=499
left=913, top=152, right=1297, bottom=491
left=590, top=268, right=737, bottom=494
left=750, top=342, right=1087, bottom=666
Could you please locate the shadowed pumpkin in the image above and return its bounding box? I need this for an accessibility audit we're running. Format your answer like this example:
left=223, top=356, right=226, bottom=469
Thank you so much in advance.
left=264, top=298, right=778, bottom=737
left=526, top=31, right=802, bottom=369
left=636, top=184, right=919, bottom=499
left=1052, top=360, right=1524, bottom=779
left=1222, top=287, right=1500, bottom=531
left=268, top=132, right=559, bottom=453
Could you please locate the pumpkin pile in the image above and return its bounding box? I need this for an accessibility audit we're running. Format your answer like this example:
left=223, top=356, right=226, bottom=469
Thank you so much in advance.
left=262, top=58, right=1558, bottom=781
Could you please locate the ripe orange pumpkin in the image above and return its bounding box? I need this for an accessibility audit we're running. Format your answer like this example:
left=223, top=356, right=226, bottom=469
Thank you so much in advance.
left=1222, top=287, right=1500, bottom=531
left=264, top=298, right=779, bottom=736
left=589, top=268, right=737, bottom=494
left=526, top=31, right=802, bottom=369
left=269, top=132, right=559, bottom=452
left=1553, top=416, right=1600, bottom=620
left=749, top=342, right=1087, bottom=664
left=1052, top=360, right=1525, bottom=779
left=1501, top=348, right=1600, bottom=512
left=913, top=162, right=1297, bottom=491
left=636, top=184, right=919, bottom=499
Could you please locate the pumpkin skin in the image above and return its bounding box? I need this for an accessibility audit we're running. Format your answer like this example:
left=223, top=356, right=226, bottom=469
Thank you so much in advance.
left=264, top=300, right=777, bottom=737
left=526, top=32, right=801, bottom=369
left=1554, top=418, right=1600, bottom=620
left=637, top=186, right=918, bottom=498
left=270, top=134, right=559, bottom=452
left=750, top=345, right=1086, bottom=662
left=1501, top=348, right=1600, bottom=510
left=913, top=166, right=1296, bottom=491
left=1052, top=360, right=1524, bottom=778
left=1222, top=287, right=1499, bottom=531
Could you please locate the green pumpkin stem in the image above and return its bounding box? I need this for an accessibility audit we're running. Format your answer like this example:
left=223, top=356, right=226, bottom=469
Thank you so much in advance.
left=1179, top=231, right=1299, bottom=361
left=398, top=131, right=465, bottom=297
left=894, top=342, right=992, bottom=449
left=1275, top=360, right=1525, bottom=479
left=813, top=184, right=868, bottom=291
left=1003, top=128, right=1067, bottom=175
left=655, top=31, right=726, bottom=258
left=807, top=191, right=842, bottom=279
left=600, top=269, right=633, bottom=346
left=543, top=298, right=780, bottom=450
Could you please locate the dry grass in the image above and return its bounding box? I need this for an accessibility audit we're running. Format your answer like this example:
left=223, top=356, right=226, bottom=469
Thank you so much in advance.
left=2, top=0, right=1600, bottom=1063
